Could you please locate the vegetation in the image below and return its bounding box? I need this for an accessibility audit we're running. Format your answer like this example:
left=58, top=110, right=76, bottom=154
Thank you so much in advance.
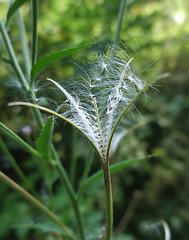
left=0, top=0, right=188, bottom=239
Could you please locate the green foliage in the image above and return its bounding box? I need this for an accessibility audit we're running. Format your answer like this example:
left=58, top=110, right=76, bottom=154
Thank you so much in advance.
left=0, top=0, right=189, bottom=239
left=6, top=0, right=30, bottom=23
left=36, top=116, right=54, bottom=159
left=31, top=43, right=93, bottom=80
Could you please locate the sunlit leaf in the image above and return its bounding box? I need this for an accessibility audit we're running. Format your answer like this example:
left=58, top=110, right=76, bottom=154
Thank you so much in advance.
left=6, top=0, right=29, bottom=23
left=31, top=43, right=92, bottom=80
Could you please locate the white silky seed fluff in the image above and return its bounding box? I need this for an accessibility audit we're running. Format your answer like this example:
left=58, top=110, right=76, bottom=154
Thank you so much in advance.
left=47, top=45, right=147, bottom=161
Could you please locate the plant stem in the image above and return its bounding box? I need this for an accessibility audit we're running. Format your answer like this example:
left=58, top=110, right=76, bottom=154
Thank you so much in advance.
left=0, top=171, right=77, bottom=240
left=16, top=10, right=31, bottom=79
left=55, top=162, right=86, bottom=240
left=102, top=163, right=113, bottom=240
left=0, top=19, right=29, bottom=92
left=77, top=147, right=94, bottom=200
left=31, top=0, right=39, bottom=67
left=113, top=0, right=127, bottom=45
left=0, top=20, right=44, bottom=129
left=70, top=127, right=77, bottom=186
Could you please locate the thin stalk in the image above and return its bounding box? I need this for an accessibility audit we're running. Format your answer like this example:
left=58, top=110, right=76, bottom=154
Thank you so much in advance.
left=0, top=19, right=29, bottom=92
left=0, top=171, right=77, bottom=240
left=16, top=10, right=31, bottom=78
left=102, top=163, right=113, bottom=240
left=77, top=147, right=94, bottom=200
left=70, top=127, right=77, bottom=186
left=28, top=96, right=44, bottom=129
left=31, top=0, right=39, bottom=67
left=55, top=163, right=86, bottom=240
left=113, top=0, right=127, bottom=45
left=50, top=147, right=86, bottom=240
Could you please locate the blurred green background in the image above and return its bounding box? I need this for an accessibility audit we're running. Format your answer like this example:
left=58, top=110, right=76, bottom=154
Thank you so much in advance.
left=0, top=0, right=189, bottom=239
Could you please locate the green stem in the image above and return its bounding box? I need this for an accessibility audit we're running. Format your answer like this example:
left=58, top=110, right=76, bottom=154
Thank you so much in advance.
left=28, top=96, right=44, bottom=129
left=0, top=19, right=29, bottom=92
left=16, top=10, right=31, bottom=79
left=113, top=0, right=127, bottom=45
left=70, top=127, right=77, bottom=186
left=0, top=20, right=44, bottom=129
left=50, top=141, right=86, bottom=240
left=55, top=162, right=86, bottom=240
left=77, top=147, right=94, bottom=200
left=31, top=0, right=39, bottom=67
left=102, top=162, right=113, bottom=240
left=0, top=171, right=77, bottom=240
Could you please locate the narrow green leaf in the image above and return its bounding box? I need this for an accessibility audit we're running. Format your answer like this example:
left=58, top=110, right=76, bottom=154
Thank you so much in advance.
left=6, top=0, right=29, bottom=23
left=0, top=122, right=41, bottom=157
left=36, top=116, right=54, bottom=159
left=83, top=155, right=156, bottom=189
left=31, top=43, right=92, bottom=80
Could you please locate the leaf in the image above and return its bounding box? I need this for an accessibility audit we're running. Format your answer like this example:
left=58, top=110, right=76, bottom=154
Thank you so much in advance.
left=0, top=122, right=40, bottom=157
left=31, top=43, right=92, bottom=80
left=36, top=116, right=54, bottom=159
left=6, top=0, right=30, bottom=23
left=13, top=222, right=63, bottom=234
left=84, top=155, right=156, bottom=188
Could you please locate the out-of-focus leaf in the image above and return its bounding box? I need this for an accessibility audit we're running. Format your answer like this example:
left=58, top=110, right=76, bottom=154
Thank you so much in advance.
left=36, top=116, right=54, bottom=159
left=6, top=0, right=29, bottom=23
left=84, top=155, right=155, bottom=188
left=31, top=43, right=92, bottom=80
left=0, top=54, right=11, bottom=64
left=0, top=122, right=41, bottom=157
left=13, top=222, right=63, bottom=234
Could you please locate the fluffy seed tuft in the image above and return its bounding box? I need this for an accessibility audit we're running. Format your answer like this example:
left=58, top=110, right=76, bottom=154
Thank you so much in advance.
left=46, top=45, right=147, bottom=161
